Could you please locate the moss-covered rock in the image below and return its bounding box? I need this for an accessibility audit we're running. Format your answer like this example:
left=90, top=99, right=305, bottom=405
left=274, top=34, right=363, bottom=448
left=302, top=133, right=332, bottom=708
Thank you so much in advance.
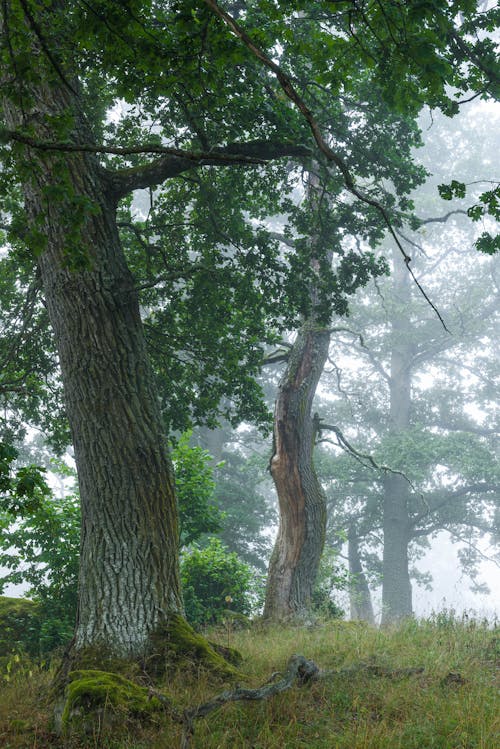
left=61, top=669, right=171, bottom=733
left=0, top=596, right=42, bottom=657
left=148, top=613, right=243, bottom=678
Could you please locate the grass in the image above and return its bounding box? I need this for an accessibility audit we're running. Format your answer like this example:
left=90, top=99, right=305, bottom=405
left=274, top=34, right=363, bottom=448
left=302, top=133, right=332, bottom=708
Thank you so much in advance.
left=0, top=612, right=498, bottom=748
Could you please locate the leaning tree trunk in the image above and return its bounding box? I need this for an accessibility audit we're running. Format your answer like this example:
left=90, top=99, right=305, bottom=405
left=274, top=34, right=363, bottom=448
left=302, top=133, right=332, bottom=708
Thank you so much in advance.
left=381, top=255, right=413, bottom=625
left=263, top=321, right=330, bottom=620
left=347, top=531, right=375, bottom=625
left=2, top=45, right=182, bottom=659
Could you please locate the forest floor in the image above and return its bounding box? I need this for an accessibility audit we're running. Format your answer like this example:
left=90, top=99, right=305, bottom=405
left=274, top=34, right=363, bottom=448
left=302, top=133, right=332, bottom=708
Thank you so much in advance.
left=0, top=613, right=498, bottom=748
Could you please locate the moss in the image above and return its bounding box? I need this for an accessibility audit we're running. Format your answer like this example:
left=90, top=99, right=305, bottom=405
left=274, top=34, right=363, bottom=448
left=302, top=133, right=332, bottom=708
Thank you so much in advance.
left=67, top=643, right=142, bottom=678
left=148, top=613, right=243, bottom=678
left=0, top=596, right=42, bottom=657
left=61, top=669, right=170, bottom=731
left=208, top=639, right=243, bottom=666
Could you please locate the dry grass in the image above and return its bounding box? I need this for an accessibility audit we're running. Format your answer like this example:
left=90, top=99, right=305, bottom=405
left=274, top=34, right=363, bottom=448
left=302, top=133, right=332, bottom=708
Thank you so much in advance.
left=1, top=613, right=498, bottom=749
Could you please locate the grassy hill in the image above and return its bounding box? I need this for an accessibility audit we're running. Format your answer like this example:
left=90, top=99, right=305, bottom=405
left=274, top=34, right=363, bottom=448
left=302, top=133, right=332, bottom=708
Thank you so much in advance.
left=0, top=612, right=498, bottom=748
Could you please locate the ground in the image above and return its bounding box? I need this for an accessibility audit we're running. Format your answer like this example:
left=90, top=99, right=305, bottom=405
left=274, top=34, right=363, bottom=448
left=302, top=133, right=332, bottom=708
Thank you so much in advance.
left=0, top=614, right=498, bottom=748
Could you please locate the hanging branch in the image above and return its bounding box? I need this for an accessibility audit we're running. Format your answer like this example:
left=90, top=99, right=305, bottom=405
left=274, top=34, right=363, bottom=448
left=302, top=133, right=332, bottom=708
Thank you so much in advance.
left=203, top=0, right=450, bottom=332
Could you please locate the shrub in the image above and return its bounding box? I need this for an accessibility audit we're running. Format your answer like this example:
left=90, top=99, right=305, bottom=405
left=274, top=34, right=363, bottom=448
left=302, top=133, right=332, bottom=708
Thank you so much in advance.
left=181, top=538, right=254, bottom=627
left=0, top=596, right=42, bottom=657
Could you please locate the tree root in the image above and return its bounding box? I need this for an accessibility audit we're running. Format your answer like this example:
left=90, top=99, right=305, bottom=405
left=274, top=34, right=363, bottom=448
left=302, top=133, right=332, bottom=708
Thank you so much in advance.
left=180, top=654, right=423, bottom=747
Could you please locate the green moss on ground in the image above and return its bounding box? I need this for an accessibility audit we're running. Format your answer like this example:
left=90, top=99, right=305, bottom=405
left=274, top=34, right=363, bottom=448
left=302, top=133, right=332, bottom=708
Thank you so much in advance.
left=61, top=669, right=170, bottom=731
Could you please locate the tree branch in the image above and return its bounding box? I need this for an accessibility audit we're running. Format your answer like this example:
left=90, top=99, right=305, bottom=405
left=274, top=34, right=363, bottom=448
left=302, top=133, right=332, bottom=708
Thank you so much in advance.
left=416, top=209, right=468, bottom=226
left=447, top=528, right=500, bottom=567
left=203, top=0, right=450, bottom=332
left=107, top=141, right=312, bottom=199
left=314, top=418, right=422, bottom=498
left=411, top=483, right=500, bottom=529
left=2, top=128, right=311, bottom=199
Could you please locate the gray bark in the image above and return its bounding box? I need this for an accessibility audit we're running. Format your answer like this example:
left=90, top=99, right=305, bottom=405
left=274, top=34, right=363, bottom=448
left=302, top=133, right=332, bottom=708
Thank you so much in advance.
left=348, top=531, right=375, bottom=624
left=381, top=256, right=413, bottom=625
left=2, top=36, right=182, bottom=657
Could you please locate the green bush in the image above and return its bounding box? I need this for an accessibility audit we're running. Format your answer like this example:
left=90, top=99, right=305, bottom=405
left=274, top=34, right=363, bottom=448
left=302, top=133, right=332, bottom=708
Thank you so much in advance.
left=0, top=596, right=42, bottom=657
left=181, top=538, right=254, bottom=627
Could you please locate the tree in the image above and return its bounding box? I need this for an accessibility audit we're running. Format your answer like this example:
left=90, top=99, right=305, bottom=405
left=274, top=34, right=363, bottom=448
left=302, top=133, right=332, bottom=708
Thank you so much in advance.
left=0, top=0, right=498, bottom=679
left=318, top=223, right=499, bottom=623
left=262, top=92, right=423, bottom=620
left=0, top=432, right=229, bottom=650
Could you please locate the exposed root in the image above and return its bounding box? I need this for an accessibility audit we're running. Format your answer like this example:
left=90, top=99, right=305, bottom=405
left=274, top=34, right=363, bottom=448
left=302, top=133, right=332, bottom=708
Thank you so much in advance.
left=181, top=654, right=424, bottom=747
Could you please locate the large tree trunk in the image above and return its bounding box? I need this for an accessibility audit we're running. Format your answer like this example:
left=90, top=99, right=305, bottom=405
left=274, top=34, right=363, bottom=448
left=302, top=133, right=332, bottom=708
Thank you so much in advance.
left=263, top=322, right=330, bottom=620
left=348, top=531, right=375, bottom=624
left=3, top=45, right=182, bottom=659
left=381, top=256, right=413, bottom=625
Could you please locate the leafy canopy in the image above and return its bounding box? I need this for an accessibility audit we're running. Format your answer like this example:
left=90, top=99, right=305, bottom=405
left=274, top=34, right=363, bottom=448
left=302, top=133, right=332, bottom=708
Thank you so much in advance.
left=0, top=1, right=498, bottom=440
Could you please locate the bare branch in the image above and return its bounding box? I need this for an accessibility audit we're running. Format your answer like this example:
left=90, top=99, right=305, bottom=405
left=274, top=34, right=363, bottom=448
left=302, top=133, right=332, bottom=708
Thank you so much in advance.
left=417, top=209, right=468, bottom=226
left=314, top=417, right=423, bottom=499
left=181, top=654, right=319, bottom=748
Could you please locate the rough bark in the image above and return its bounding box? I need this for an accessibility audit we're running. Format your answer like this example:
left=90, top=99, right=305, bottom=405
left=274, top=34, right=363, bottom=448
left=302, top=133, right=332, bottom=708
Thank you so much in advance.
left=381, top=256, right=413, bottom=625
left=2, top=37, right=182, bottom=658
left=348, top=531, right=375, bottom=625
left=263, top=321, right=330, bottom=620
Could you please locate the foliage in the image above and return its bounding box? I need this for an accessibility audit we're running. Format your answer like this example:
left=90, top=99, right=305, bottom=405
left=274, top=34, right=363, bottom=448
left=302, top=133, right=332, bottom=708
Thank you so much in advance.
left=0, top=434, right=229, bottom=652
left=0, top=1, right=497, bottom=443
left=0, top=485, right=79, bottom=655
left=0, top=596, right=42, bottom=658
left=317, top=236, right=499, bottom=603
left=0, top=441, right=51, bottom=516
left=0, top=0, right=498, bottom=672
left=310, top=546, right=348, bottom=620
left=213, top=447, right=275, bottom=571
left=439, top=180, right=500, bottom=254
left=181, top=538, right=255, bottom=627
left=172, top=432, right=223, bottom=547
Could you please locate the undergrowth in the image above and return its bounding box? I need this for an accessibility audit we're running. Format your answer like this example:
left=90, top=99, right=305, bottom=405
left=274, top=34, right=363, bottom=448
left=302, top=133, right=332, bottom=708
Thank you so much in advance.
left=0, top=613, right=498, bottom=748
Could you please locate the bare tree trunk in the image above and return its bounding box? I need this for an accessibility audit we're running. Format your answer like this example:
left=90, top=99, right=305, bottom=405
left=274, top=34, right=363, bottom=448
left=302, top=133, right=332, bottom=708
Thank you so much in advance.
left=263, top=322, right=330, bottom=620
left=381, top=256, right=413, bottom=625
left=381, top=474, right=412, bottom=624
left=2, top=39, right=182, bottom=660
left=348, top=531, right=375, bottom=624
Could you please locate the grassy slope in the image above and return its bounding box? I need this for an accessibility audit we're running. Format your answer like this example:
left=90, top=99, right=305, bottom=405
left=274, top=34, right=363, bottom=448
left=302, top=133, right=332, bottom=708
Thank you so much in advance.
left=0, top=615, right=498, bottom=748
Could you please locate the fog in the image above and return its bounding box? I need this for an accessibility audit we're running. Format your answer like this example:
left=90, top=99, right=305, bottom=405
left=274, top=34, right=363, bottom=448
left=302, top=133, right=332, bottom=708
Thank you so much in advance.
left=1, top=52, right=498, bottom=630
